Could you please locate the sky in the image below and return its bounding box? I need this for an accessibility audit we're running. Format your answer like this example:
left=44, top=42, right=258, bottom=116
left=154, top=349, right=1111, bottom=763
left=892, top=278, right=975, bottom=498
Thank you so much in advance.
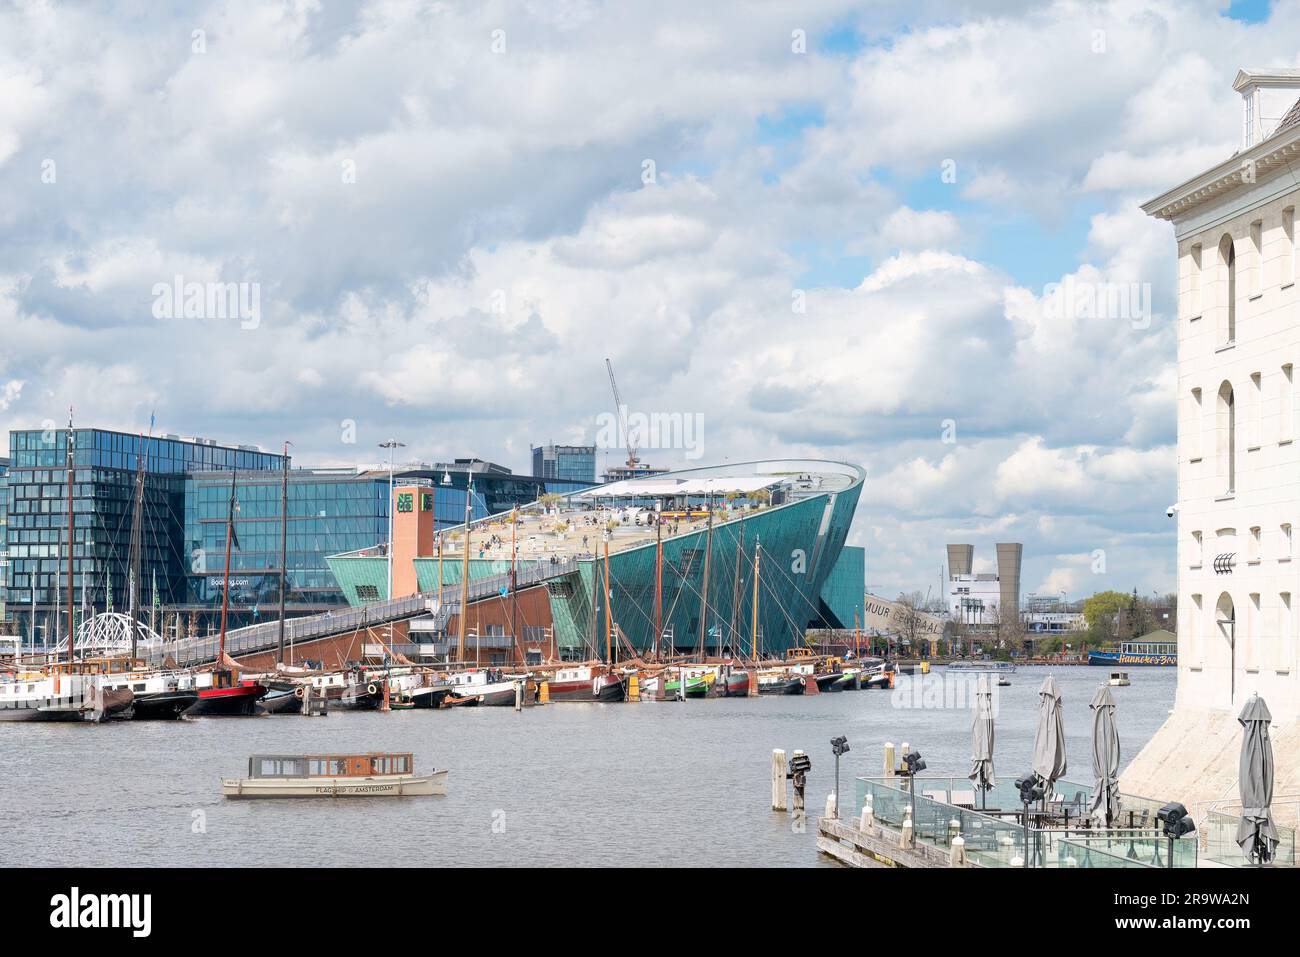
left=0, top=0, right=1294, bottom=603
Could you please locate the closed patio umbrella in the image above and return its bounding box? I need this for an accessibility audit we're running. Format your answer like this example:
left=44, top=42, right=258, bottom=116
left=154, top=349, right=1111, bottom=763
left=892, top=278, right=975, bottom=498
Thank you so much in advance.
left=969, top=675, right=996, bottom=809
left=1088, top=684, right=1121, bottom=827
left=1236, top=694, right=1278, bottom=865
left=1032, top=675, right=1067, bottom=800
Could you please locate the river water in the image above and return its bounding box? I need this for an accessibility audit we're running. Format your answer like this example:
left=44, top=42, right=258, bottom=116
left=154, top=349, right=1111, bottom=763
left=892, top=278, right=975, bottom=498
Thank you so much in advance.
left=1, top=665, right=1176, bottom=867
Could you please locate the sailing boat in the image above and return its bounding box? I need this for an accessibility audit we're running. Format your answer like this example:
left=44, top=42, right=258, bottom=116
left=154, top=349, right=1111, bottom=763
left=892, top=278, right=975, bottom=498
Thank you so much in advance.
left=186, top=470, right=266, bottom=716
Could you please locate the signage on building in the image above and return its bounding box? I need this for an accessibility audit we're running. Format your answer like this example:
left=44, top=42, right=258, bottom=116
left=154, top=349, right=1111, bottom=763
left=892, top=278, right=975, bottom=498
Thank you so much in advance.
left=863, top=594, right=946, bottom=637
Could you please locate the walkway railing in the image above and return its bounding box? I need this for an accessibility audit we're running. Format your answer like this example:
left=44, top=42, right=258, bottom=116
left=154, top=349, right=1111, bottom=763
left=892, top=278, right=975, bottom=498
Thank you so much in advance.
left=170, top=558, right=579, bottom=666
left=855, top=776, right=1198, bottom=868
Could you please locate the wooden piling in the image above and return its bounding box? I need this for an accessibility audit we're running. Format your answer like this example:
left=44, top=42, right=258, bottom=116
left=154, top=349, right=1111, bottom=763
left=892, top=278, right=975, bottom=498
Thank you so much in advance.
left=771, top=749, right=788, bottom=811
left=883, top=742, right=896, bottom=777
left=539, top=680, right=550, bottom=704
left=628, top=673, right=640, bottom=702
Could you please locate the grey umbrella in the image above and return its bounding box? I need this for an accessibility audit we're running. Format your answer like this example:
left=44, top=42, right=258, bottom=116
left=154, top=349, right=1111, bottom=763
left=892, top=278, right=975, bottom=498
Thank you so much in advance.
left=1236, top=695, right=1279, bottom=864
left=1032, top=674, right=1068, bottom=800
left=1088, top=684, right=1122, bottom=827
left=969, top=675, right=996, bottom=808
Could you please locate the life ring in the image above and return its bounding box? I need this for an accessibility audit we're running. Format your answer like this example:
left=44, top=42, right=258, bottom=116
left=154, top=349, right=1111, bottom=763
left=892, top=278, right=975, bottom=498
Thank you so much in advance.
left=293, top=686, right=306, bottom=698
left=366, top=683, right=379, bottom=695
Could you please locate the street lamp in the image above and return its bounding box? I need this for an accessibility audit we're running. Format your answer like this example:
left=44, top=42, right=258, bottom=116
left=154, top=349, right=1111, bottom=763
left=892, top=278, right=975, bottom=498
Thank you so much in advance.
left=1016, top=773, right=1046, bottom=867
left=902, top=749, right=926, bottom=843
left=830, top=735, right=850, bottom=820
left=379, top=439, right=406, bottom=601
left=1158, top=802, right=1196, bottom=868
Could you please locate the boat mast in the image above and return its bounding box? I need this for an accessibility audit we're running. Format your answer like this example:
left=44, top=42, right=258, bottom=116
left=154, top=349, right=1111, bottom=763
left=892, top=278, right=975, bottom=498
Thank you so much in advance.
left=653, top=505, right=663, bottom=661
left=729, top=516, right=744, bottom=657
left=750, top=535, right=761, bottom=662
left=127, top=429, right=147, bottom=662
left=218, top=470, right=237, bottom=665
left=510, top=507, right=521, bottom=666
left=65, top=410, right=75, bottom=666
left=455, top=473, right=473, bottom=663
left=277, top=441, right=289, bottom=665
left=603, top=531, right=613, bottom=664
left=696, top=496, right=713, bottom=660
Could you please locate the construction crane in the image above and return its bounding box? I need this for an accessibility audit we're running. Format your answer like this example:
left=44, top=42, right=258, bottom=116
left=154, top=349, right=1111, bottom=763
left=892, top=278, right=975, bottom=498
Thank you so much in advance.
left=605, top=357, right=640, bottom=470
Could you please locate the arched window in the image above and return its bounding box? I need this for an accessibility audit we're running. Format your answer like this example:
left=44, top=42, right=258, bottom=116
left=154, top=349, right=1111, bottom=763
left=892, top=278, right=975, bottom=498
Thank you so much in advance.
left=1220, top=234, right=1237, bottom=345
left=1216, top=592, right=1236, bottom=705
left=1217, top=381, right=1236, bottom=494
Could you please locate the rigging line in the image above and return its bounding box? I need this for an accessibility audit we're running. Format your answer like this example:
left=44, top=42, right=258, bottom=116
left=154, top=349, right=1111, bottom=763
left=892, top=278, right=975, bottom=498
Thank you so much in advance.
left=736, top=536, right=840, bottom=634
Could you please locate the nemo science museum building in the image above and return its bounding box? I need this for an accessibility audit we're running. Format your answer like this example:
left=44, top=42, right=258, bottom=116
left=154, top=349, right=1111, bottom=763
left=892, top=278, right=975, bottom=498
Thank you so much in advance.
left=325, top=460, right=866, bottom=662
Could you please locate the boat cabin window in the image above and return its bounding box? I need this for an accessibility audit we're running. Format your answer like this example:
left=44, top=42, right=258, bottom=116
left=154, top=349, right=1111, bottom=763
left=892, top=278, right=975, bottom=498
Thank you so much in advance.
left=250, top=757, right=309, bottom=778
left=308, top=758, right=348, bottom=776
left=370, top=755, right=410, bottom=775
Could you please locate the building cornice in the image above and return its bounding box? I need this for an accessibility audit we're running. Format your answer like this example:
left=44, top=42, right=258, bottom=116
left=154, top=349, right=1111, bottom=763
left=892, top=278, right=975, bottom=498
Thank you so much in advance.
left=1141, top=125, right=1300, bottom=222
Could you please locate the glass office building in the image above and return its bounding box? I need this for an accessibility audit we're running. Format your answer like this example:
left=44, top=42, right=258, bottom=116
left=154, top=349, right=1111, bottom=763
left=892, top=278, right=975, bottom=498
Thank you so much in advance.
left=3, top=428, right=286, bottom=645
left=182, top=467, right=590, bottom=633
left=531, top=444, right=597, bottom=483
left=0, top=457, right=8, bottom=629
left=183, top=469, right=394, bottom=630
left=394, top=467, right=593, bottom=517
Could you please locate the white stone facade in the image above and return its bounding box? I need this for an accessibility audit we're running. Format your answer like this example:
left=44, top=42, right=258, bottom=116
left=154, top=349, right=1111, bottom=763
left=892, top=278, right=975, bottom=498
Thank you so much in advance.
left=1125, top=71, right=1300, bottom=813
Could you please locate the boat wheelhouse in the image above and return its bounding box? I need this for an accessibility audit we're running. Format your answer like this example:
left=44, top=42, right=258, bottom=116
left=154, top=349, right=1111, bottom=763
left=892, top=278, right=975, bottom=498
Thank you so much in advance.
left=221, top=752, right=447, bottom=798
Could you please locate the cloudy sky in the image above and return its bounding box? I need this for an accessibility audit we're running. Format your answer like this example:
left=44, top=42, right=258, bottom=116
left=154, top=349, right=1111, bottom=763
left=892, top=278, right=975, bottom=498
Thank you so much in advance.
left=0, top=0, right=1289, bottom=600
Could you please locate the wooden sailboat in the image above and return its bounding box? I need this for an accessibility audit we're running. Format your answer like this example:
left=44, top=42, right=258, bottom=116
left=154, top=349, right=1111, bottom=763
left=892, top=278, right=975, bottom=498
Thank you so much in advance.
left=186, top=471, right=266, bottom=716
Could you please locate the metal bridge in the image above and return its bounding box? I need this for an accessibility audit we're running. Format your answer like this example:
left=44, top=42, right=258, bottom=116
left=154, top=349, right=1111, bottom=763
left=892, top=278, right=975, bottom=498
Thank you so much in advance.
left=171, top=558, right=579, bottom=666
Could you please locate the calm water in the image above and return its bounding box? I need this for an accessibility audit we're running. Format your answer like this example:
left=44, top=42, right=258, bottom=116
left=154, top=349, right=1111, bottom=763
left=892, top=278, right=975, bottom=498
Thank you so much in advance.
left=0, top=665, right=1176, bottom=867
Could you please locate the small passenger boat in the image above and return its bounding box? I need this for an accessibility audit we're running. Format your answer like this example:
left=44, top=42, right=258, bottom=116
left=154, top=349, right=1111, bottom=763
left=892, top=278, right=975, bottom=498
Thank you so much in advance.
left=1108, top=672, right=1131, bottom=687
left=221, top=752, right=447, bottom=799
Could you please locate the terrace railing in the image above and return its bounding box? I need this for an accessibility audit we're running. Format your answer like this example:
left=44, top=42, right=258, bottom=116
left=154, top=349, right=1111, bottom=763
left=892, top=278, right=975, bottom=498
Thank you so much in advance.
left=854, top=776, right=1198, bottom=868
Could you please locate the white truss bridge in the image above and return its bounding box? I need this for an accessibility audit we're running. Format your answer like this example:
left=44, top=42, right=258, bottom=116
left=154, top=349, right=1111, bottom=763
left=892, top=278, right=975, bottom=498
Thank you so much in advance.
left=53, top=612, right=166, bottom=660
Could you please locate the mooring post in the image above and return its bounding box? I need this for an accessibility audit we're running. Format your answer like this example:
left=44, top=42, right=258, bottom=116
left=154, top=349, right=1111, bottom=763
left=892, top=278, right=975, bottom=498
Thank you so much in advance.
left=883, top=742, right=896, bottom=777
left=860, top=794, right=874, bottom=830
left=824, top=793, right=837, bottom=819
left=514, top=680, right=522, bottom=712
left=771, top=749, right=788, bottom=811
left=950, top=835, right=966, bottom=867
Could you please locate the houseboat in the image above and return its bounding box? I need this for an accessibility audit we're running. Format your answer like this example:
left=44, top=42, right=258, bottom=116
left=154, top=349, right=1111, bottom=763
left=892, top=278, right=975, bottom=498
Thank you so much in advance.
left=1088, top=634, right=1177, bottom=667
left=221, top=752, right=447, bottom=798
left=443, top=669, right=521, bottom=707
left=0, top=672, right=133, bottom=722
left=544, top=664, right=627, bottom=702
left=186, top=669, right=267, bottom=716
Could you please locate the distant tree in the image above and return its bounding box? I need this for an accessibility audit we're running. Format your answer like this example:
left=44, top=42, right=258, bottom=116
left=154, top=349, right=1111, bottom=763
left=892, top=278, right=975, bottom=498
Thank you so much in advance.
left=1082, top=590, right=1129, bottom=645
left=894, top=592, right=927, bottom=654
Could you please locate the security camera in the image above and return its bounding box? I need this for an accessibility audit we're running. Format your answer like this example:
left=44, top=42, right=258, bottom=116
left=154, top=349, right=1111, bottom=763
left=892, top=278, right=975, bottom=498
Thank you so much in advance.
left=1166, top=504, right=1180, bottom=518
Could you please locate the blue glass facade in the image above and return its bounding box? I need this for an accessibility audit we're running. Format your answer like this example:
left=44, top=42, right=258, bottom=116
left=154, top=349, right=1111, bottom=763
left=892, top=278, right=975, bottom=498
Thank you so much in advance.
left=0, top=456, right=8, bottom=628
left=183, top=470, right=391, bottom=622
left=531, top=444, right=597, bottom=483
left=3, top=429, right=286, bottom=644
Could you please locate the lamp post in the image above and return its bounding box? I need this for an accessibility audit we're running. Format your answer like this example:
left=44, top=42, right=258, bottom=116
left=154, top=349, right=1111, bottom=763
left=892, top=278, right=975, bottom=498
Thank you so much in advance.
left=1016, top=773, right=1046, bottom=867
left=831, top=736, right=850, bottom=820
left=379, top=439, right=405, bottom=601
left=1158, top=802, right=1196, bottom=869
left=903, top=749, right=926, bottom=844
